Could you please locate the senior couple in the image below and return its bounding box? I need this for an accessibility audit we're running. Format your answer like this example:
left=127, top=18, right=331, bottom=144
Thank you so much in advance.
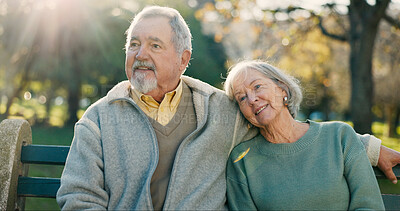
left=57, top=5, right=399, bottom=210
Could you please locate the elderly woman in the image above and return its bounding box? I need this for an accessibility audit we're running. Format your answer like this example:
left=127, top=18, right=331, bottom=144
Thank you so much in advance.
left=224, top=60, right=384, bottom=210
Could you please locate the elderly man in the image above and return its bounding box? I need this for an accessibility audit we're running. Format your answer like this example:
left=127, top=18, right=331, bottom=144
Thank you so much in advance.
left=57, top=5, right=399, bottom=210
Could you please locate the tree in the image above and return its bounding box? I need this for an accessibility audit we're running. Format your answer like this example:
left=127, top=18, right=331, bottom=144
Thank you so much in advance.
left=195, top=1, right=352, bottom=120
left=0, top=0, right=129, bottom=125
left=0, top=0, right=227, bottom=125
left=0, top=0, right=41, bottom=121
left=307, top=0, right=400, bottom=133
left=197, top=0, right=400, bottom=133
left=374, top=20, right=400, bottom=137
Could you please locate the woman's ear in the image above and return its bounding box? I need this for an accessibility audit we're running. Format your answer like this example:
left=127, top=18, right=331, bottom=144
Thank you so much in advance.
left=277, top=81, right=289, bottom=97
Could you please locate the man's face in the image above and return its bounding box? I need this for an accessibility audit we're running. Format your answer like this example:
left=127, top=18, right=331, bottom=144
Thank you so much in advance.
left=125, top=16, right=190, bottom=99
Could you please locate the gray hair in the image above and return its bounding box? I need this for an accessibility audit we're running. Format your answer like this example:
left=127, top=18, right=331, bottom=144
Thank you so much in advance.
left=125, top=6, right=192, bottom=55
left=224, top=60, right=302, bottom=118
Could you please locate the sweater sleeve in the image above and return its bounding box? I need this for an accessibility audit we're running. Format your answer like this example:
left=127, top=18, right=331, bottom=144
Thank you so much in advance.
left=56, top=118, right=109, bottom=210
left=342, top=125, right=385, bottom=210
left=356, top=133, right=381, bottom=166
left=226, top=151, right=257, bottom=211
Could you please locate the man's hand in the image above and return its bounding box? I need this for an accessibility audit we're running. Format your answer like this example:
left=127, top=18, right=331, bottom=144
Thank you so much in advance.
left=377, top=145, right=400, bottom=184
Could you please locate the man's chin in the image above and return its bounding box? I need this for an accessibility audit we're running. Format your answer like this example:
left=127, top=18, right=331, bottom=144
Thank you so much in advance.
left=130, top=78, right=157, bottom=94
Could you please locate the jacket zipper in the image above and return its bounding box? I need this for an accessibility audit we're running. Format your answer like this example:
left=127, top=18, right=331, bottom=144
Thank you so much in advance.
left=162, top=93, right=211, bottom=210
left=112, top=97, right=160, bottom=210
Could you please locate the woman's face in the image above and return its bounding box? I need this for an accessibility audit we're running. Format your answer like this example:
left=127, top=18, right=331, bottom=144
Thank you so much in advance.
left=232, top=68, right=287, bottom=127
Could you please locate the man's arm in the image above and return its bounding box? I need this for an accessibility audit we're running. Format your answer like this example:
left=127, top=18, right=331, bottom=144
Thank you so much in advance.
left=57, top=119, right=109, bottom=209
left=357, top=134, right=400, bottom=184
left=357, top=134, right=381, bottom=166
left=378, top=145, right=400, bottom=184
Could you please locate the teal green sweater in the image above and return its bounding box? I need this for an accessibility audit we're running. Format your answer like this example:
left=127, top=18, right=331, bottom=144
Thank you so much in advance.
left=226, top=121, right=384, bottom=210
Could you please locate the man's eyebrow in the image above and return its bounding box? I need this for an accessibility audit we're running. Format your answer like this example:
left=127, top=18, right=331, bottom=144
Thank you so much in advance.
left=130, top=36, right=139, bottom=41
left=130, top=36, right=165, bottom=45
left=148, top=36, right=164, bottom=44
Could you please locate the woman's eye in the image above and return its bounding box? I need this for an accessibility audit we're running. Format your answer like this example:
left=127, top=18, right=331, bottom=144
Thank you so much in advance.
left=255, top=84, right=261, bottom=89
left=239, top=96, right=246, bottom=102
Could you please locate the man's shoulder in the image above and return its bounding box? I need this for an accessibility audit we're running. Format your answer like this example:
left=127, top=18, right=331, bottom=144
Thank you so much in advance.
left=182, top=75, right=232, bottom=102
left=182, top=76, right=223, bottom=94
left=80, top=81, right=131, bottom=120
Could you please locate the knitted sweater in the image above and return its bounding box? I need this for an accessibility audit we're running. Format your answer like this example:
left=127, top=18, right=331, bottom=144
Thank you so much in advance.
left=226, top=120, right=384, bottom=210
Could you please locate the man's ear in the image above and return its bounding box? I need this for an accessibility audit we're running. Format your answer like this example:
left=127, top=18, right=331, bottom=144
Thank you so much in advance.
left=179, top=49, right=191, bottom=72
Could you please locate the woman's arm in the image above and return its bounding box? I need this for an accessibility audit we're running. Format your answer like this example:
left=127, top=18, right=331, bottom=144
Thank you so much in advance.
left=343, top=125, right=385, bottom=210
left=226, top=154, right=257, bottom=210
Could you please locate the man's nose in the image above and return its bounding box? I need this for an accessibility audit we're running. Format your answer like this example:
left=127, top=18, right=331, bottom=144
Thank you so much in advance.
left=135, top=46, right=148, bottom=60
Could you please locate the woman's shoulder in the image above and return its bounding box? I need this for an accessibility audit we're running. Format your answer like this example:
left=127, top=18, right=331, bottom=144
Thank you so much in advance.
left=312, top=120, right=355, bottom=133
left=230, top=134, right=261, bottom=160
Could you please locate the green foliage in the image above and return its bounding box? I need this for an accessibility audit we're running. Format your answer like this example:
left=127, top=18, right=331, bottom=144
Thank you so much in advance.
left=184, top=15, right=227, bottom=89
left=0, top=0, right=227, bottom=125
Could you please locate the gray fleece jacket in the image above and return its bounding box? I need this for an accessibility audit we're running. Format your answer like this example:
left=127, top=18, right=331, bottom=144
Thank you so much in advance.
left=57, top=75, right=380, bottom=210
left=56, top=76, right=255, bottom=210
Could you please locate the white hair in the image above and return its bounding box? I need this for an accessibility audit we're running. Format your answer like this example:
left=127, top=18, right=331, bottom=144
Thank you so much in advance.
left=125, top=6, right=192, bottom=55
left=225, top=60, right=303, bottom=118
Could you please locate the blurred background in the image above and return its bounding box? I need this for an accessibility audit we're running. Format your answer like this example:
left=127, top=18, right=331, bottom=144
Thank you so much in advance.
left=0, top=0, right=399, bottom=209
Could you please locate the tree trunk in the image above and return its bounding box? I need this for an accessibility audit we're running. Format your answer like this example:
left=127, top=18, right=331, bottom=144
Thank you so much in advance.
left=65, top=55, right=82, bottom=126
left=384, top=104, right=396, bottom=137
left=395, top=106, right=400, bottom=136
left=2, top=50, right=36, bottom=120
left=3, top=78, right=29, bottom=118
left=348, top=31, right=375, bottom=134
left=348, top=0, right=389, bottom=134
left=66, top=84, right=80, bottom=126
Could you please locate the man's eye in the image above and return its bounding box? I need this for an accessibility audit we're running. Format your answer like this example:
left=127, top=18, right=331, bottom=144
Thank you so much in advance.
left=130, top=42, right=139, bottom=48
left=153, top=44, right=160, bottom=48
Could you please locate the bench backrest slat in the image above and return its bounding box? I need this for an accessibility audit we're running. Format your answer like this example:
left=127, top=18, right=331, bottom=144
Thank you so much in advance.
left=382, top=194, right=400, bottom=210
left=21, top=145, right=70, bottom=165
left=17, top=177, right=60, bottom=198
left=374, top=166, right=400, bottom=179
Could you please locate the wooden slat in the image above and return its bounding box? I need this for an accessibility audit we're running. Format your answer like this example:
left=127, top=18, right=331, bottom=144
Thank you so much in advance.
left=21, top=145, right=70, bottom=165
left=373, top=165, right=400, bottom=179
left=382, top=194, right=400, bottom=210
left=17, top=177, right=60, bottom=198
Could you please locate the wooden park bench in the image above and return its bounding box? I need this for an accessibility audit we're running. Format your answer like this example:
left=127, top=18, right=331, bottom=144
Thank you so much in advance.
left=0, top=119, right=399, bottom=210
left=0, top=119, right=69, bottom=210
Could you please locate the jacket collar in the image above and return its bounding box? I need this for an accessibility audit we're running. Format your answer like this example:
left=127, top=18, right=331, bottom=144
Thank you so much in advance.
left=105, top=75, right=216, bottom=104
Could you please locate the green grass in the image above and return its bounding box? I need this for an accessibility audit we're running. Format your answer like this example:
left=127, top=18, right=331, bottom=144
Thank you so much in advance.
left=371, top=122, right=400, bottom=194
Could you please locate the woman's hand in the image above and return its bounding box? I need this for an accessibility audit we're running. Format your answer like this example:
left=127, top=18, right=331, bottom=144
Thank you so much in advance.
left=377, top=145, right=400, bottom=184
